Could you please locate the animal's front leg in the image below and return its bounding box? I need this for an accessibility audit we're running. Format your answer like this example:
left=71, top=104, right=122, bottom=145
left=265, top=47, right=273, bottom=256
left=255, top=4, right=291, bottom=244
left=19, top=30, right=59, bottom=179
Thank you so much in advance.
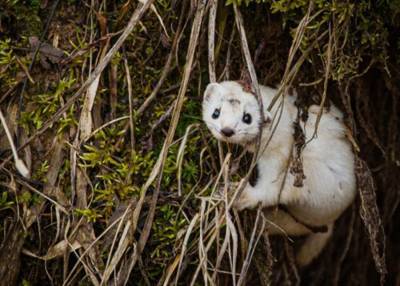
left=233, top=162, right=282, bottom=211
left=233, top=184, right=261, bottom=210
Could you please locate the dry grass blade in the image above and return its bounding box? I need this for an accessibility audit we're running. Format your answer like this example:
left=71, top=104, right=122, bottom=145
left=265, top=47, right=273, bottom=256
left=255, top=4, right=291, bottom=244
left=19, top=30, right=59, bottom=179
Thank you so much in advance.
left=73, top=161, right=102, bottom=285
left=123, top=56, right=135, bottom=150
left=0, top=109, right=29, bottom=178
left=62, top=212, right=129, bottom=286
left=226, top=206, right=238, bottom=285
left=22, top=240, right=82, bottom=261
left=198, top=200, right=211, bottom=285
left=100, top=220, right=132, bottom=285
left=212, top=209, right=231, bottom=282
left=162, top=254, right=181, bottom=286
left=176, top=124, right=199, bottom=196
left=15, top=57, right=35, bottom=84
left=208, top=0, right=218, bottom=83
left=17, top=180, right=68, bottom=215
left=173, top=213, right=200, bottom=285
left=233, top=4, right=264, bottom=117
left=88, top=115, right=130, bottom=140
left=79, top=74, right=101, bottom=140
left=237, top=205, right=265, bottom=286
left=79, top=2, right=107, bottom=141
left=139, top=0, right=170, bottom=39
left=173, top=156, right=232, bottom=285
left=190, top=228, right=219, bottom=286
left=231, top=3, right=268, bottom=210
left=99, top=205, right=132, bottom=284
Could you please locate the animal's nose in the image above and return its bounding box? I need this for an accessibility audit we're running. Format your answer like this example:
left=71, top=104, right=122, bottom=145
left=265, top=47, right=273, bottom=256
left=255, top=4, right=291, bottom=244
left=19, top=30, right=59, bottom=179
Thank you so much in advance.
left=221, top=128, right=235, bottom=137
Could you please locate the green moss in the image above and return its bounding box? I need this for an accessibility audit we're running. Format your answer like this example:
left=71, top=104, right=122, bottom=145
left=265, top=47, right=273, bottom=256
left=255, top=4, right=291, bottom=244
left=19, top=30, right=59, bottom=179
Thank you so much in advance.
left=75, top=208, right=103, bottom=223
left=0, top=1, right=42, bottom=36
left=18, top=76, right=76, bottom=133
left=0, top=38, right=19, bottom=88
left=0, top=191, right=14, bottom=211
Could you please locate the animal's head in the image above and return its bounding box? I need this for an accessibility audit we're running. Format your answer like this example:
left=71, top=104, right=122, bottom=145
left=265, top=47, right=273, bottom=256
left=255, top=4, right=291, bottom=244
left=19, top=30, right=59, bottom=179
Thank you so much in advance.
left=202, top=81, right=269, bottom=144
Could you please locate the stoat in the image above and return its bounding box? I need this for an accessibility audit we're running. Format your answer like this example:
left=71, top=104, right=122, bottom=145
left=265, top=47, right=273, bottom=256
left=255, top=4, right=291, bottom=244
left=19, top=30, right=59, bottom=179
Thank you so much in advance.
left=202, top=81, right=356, bottom=266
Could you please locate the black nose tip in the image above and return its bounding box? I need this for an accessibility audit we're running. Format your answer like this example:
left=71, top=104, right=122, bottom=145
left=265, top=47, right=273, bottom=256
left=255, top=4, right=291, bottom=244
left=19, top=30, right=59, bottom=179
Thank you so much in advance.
left=221, top=128, right=235, bottom=137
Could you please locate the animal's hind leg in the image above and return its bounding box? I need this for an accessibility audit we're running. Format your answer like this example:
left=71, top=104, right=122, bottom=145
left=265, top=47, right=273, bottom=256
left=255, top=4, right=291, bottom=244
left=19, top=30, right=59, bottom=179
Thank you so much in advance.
left=263, top=209, right=333, bottom=266
left=263, top=209, right=311, bottom=236
left=296, top=223, right=333, bottom=267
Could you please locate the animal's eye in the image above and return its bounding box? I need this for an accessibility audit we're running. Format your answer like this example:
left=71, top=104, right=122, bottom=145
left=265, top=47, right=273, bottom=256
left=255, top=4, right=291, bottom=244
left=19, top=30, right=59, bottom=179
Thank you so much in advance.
left=212, top=108, right=220, bottom=119
left=242, top=113, right=252, bottom=124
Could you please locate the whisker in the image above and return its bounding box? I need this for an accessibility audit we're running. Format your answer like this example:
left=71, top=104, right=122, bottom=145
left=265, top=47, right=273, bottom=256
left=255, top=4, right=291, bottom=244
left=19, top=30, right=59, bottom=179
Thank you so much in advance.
left=203, top=120, right=220, bottom=131
left=203, top=119, right=257, bottom=137
left=236, top=130, right=257, bottom=135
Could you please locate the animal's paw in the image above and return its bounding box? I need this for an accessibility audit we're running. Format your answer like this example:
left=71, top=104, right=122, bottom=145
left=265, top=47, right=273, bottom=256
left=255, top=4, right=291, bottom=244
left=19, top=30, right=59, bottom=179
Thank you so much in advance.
left=296, top=248, right=313, bottom=267
left=217, top=182, right=237, bottom=193
left=233, top=188, right=260, bottom=211
left=216, top=182, right=240, bottom=201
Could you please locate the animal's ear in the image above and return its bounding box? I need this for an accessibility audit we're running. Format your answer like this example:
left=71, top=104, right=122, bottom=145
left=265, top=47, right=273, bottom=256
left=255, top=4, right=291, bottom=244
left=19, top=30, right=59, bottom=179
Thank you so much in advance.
left=204, top=83, right=220, bottom=100
left=264, top=111, right=272, bottom=124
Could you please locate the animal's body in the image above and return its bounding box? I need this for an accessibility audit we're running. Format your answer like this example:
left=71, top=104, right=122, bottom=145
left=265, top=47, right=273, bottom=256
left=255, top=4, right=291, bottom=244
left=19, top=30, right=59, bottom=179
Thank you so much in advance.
left=202, top=81, right=356, bottom=266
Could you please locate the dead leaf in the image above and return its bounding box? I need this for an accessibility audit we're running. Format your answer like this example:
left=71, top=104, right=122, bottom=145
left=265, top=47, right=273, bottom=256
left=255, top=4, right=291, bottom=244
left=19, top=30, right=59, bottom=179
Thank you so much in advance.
left=22, top=240, right=81, bottom=261
left=356, top=157, right=387, bottom=284
left=95, top=11, right=108, bottom=37
left=43, top=240, right=82, bottom=260
left=29, top=36, right=65, bottom=68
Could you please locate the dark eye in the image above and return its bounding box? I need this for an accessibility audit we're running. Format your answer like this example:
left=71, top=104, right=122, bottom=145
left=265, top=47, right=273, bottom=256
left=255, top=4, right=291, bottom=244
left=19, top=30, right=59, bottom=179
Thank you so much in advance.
left=242, top=113, right=252, bottom=124
left=212, top=108, right=220, bottom=119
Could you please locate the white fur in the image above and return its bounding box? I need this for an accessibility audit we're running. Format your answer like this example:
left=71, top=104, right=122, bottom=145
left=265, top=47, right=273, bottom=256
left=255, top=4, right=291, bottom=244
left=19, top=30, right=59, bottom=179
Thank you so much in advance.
left=202, top=81, right=356, bottom=266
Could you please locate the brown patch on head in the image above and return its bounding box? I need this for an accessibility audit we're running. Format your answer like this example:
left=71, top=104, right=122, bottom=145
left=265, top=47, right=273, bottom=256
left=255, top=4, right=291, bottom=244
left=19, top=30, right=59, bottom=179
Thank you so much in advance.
left=263, top=116, right=272, bottom=126
left=237, top=80, right=255, bottom=96
left=228, top=98, right=240, bottom=105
